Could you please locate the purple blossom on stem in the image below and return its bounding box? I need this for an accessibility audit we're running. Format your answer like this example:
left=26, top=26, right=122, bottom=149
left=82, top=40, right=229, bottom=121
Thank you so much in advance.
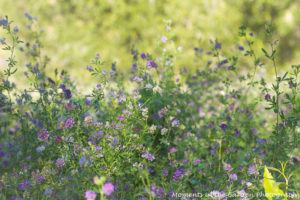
left=214, top=41, right=222, bottom=49
left=85, top=190, right=97, bottom=200
left=64, top=118, right=75, bottom=128
left=63, top=89, right=72, bottom=99
left=171, top=119, right=180, bottom=127
left=224, top=163, right=233, bottom=171
left=247, top=164, right=258, bottom=175
left=229, top=174, right=238, bottom=181
left=142, top=152, right=155, bottom=161
left=172, top=168, right=184, bottom=181
left=102, top=182, right=114, bottom=196
left=158, top=108, right=167, bottom=118
left=146, top=60, right=158, bottom=68
left=265, top=94, right=271, bottom=100
left=169, top=148, right=177, bottom=154
left=220, top=123, right=228, bottom=130
left=56, top=158, right=65, bottom=168
left=38, top=129, right=49, bottom=141
left=140, top=53, right=147, bottom=59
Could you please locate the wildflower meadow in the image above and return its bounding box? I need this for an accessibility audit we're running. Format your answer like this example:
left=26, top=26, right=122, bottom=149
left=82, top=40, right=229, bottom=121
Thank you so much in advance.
left=0, top=7, right=300, bottom=200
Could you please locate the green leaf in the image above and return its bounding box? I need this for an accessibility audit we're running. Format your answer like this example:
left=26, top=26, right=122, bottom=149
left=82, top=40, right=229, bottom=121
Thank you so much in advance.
left=262, top=48, right=269, bottom=58
left=263, top=166, right=284, bottom=200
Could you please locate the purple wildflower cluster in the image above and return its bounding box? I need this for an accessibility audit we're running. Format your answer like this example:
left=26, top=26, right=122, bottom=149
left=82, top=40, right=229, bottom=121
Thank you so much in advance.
left=38, top=129, right=49, bottom=141
left=1, top=14, right=299, bottom=200
left=142, top=152, right=155, bottom=161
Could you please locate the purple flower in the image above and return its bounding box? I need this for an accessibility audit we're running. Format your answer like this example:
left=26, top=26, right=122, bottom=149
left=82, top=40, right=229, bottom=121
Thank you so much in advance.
left=220, top=59, right=228, bottom=64
left=10, top=197, right=22, bottom=200
left=85, top=190, right=97, bottom=200
left=94, top=132, right=103, bottom=140
left=234, top=128, right=241, bottom=137
left=37, top=175, right=44, bottom=183
left=171, top=119, right=180, bottom=127
left=59, top=83, right=65, bottom=89
left=118, top=116, right=125, bottom=121
left=64, top=118, right=75, bottom=128
left=289, top=80, right=294, bottom=88
left=17, top=180, right=31, bottom=190
left=56, top=158, right=65, bottom=168
left=158, top=108, right=167, bottom=118
left=224, top=163, right=233, bottom=171
left=265, top=94, right=271, bottom=100
left=63, top=89, right=72, bottom=99
left=140, top=53, right=147, bottom=59
left=238, top=46, right=244, bottom=51
left=86, top=66, right=93, bottom=72
left=146, top=60, right=158, bottom=68
left=148, top=167, right=154, bottom=173
left=131, top=63, right=137, bottom=73
left=229, top=174, right=238, bottom=181
left=24, top=13, right=33, bottom=20
left=215, top=41, right=222, bottom=49
left=162, top=168, right=168, bottom=176
left=66, top=103, right=75, bottom=110
left=173, top=168, right=184, bottom=181
left=85, top=99, right=92, bottom=105
left=45, top=189, right=52, bottom=195
left=161, top=36, right=167, bottom=43
left=220, top=123, right=228, bottom=130
left=247, top=164, right=258, bottom=175
left=38, top=129, right=49, bottom=141
left=142, top=152, right=155, bottom=161
left=0, top=19, right=8, bottom=27
left=257, top=139, right=267, bottom=144
left=79, top=156, right=88, bottom=168
left=169, top=148, right=177, bottom=154
left=95, top=146, right=102, bottom=152
left=102, top=182, right=114, bottom=196
left=132, top=76, right=143, bottom=82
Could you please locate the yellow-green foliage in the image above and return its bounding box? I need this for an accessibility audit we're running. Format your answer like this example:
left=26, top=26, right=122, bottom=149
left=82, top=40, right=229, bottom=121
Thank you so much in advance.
left=0, top=0, right=300, bottom=85
left=263, top=166, right=284, bottom=200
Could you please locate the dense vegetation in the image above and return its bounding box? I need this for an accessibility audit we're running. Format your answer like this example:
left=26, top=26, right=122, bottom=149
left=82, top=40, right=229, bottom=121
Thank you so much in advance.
left=0, top=9, right=299, bottom=200
left=1, top=0, right=300, bottom=84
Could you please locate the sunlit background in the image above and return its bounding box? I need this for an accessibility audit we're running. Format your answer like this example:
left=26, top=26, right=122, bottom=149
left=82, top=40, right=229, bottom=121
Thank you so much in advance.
left=1, top=0, right=300, bottom=86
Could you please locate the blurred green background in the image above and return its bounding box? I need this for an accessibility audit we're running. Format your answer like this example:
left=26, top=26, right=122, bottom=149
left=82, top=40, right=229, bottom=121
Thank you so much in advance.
left=1, top=0, right=300, bottom=85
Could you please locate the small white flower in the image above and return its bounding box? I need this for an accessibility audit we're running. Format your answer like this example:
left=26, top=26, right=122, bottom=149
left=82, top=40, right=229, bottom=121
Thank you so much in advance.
left=246, top=182, right=252, bottom=188
left=165, top=60, right=172, bottom=66
left=36, top=145, right=45, bottom=152
left=133, top=76, right=143, bottom=82
left=153, top=85, right=161, bottom=93
left=161, top=128, right=168, bottom=135
left=161, top=36, right=167, bottom=43
left=177, top=46, right=182, bottom=51
left=142, top=108, right=148, bottom=118
left=149, top=125, right=157, bottom=134
left=17, top=151, right=23, bottom=156
left=145, top=84, right=153, bottom=90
